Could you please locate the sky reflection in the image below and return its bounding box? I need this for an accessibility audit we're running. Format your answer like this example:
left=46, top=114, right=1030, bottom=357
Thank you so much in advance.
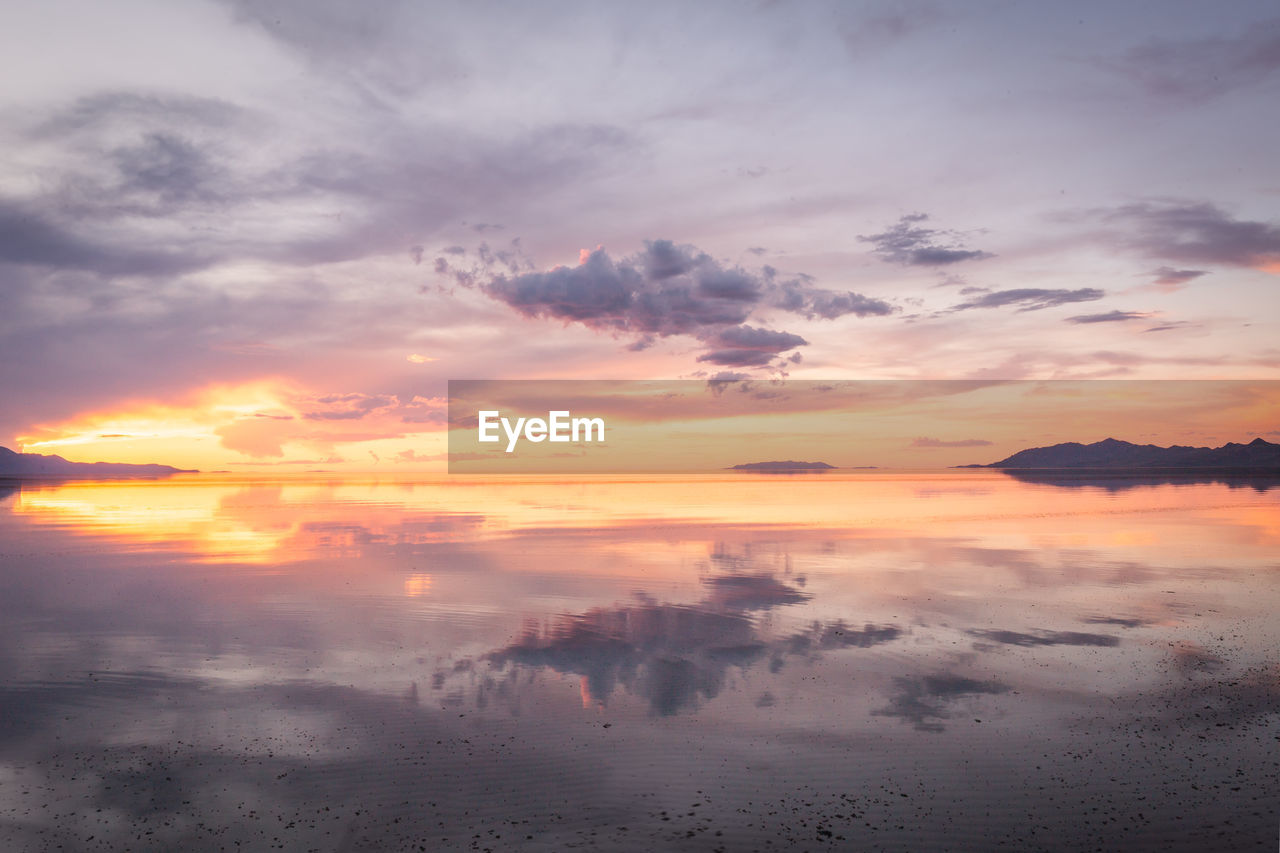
left=0, top=473, right=1277, bottom=849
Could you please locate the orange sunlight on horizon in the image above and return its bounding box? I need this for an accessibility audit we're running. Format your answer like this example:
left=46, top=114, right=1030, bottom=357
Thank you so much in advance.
left=14, top=380, right=449, bottom=473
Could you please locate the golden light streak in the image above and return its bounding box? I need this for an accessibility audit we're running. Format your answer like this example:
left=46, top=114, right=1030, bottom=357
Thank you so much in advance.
left=403, top=572, right=434, bottom=596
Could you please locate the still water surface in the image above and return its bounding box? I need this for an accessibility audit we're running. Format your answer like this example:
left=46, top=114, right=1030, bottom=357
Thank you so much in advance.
left=0, top=472, right=1276, bottom=850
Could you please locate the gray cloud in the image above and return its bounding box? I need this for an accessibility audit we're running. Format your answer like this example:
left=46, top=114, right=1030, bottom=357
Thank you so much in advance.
left=873, top=674, right=1008, bottom=732
left=1081, top=616, right=1151, bottom=629
left=696, top=349, right=778, bottom=367
left=12, top=91, right=634, bottom=276
left=487, top=571, right=896, bottom=716
left=952, top=288, right=1105, bottom=312
left=969, top=629, right=1119, bottom=648
left=773, top=281, right=896, bottom=319
left=301, top=393, right=396, bottom=421
left=1108, top=202, right=1280, bottom=268
left=1151, top=266, right=1207, bottom=288
left=446, top=240, right=895, bottom=369
left=0, top=201, right=211, bottom=276
left=1111, top=19, right=1280, bottom=101
left=1066, top=310, right=1150, bottom=324
left=860, top=213, right=993, bottom=266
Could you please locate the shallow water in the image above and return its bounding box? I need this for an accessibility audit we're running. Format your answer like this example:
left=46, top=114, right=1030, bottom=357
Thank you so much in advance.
left=0, top=472, right=1276, bottom=851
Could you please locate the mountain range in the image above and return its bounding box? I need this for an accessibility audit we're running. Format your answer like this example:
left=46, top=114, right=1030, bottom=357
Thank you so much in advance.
left=0, top=447, right=193, bottom=478
left=972, top=437, right=1280, bottom=469
left=730, top=460, right=835, bottom=471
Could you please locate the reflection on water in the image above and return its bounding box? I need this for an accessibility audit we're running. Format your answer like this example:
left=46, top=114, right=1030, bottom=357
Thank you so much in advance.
left=0, top=472, right=1277, bottom=850
left=999, top=469, right=1280, bottom=492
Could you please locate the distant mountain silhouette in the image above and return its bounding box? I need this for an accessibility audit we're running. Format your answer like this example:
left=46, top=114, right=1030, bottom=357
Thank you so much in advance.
left=729, top=460, right=835, bottom=471
left=971, top=437, right=1280, bottom=469
left=0, top=446, right=194, bottom=478
left=999, top=470, right=1280, bottom=493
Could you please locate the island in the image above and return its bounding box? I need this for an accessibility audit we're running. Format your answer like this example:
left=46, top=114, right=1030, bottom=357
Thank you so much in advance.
left=0, top=446, right=195, bottom=478
left=963, top=437, right=1280, bottom=469
left=729, top=460, right=835, bottom=471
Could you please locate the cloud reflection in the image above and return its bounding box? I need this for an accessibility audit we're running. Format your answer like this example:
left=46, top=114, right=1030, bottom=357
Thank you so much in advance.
left=968, top=629, right=1120, bottom=648
left=486, top=573, right=900, bottom=716
left=1000, top=470, right=1280, bottom=492
left=872, top=674, right=1009, bottom=732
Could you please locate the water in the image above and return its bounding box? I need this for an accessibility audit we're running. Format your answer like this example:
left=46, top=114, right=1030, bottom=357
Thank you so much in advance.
left=0, top=472, right=1276, bottom=851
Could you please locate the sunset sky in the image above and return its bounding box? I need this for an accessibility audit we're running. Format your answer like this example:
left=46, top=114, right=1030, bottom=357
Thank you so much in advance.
left=2, top=1, right=1278, bottom=470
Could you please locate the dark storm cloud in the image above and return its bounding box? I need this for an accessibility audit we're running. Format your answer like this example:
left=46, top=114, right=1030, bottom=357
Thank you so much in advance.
left=1111, top=19, right=1280, bottom=100
left=873, top=674, right=1008, bottom=732
left=1151, top=266, right=1207, bottom=288
left=860, top=213, right=993, bottom=266
left=1065, top=310, right=1150, bottom=324
left=1107, top=202, right=1280, bottom=268
left=446, top=240, right=896, bottom=368
left=951, top=288, right=1105, bottom=312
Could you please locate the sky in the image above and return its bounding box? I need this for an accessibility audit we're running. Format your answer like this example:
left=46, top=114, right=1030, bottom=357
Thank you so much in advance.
left=1, top=0, right=1278, bottom=470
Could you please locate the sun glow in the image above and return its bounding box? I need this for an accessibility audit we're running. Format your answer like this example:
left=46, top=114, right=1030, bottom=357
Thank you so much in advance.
left=16, top=380, right=296, bottom=467
left=13, top=380, right=448, bottom=472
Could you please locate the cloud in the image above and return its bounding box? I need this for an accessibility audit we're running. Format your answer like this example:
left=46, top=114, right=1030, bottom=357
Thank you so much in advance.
left=781, top=622, right=902, bottom=654
left=872, top=674, right=1008, bottom=732
left=487, top=570, right=896, bottom=716
left=1110, top=19, right=1280, bottom=101
left=772, top=281, right=896, bottom=319
left=696, top=349, right=780, bottom=367
left=703, top=573, right=811, bottom=610
left=910, top=437, right=992, bottom=448
left=1081, top=616, right=1150, bottom=629
left=952, top=288, right=1105, bottom=312
left=214, top=418, right=287, bottom=457
left=220, top=0, right=466, bottom=99
left=446, top=240, right=895, bottom=369
left=0, top=201, right=211, bottom=277
left=301, top=393, right=395, bottom=421
left=695, top=325, right=808, bottom=367
left=1150, top=266, right=1207, bottom=289
left=1065, top=310, right=1151, bottom=324
left=12, top=91, right=634, bottom=277
left=1107, top=202, right=1280, bottom=270
left=859, top=213, right=993, bottom=266
left=968, top=629, right=1119, bottom=648
left=707, top=325, right=808, bottom=352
